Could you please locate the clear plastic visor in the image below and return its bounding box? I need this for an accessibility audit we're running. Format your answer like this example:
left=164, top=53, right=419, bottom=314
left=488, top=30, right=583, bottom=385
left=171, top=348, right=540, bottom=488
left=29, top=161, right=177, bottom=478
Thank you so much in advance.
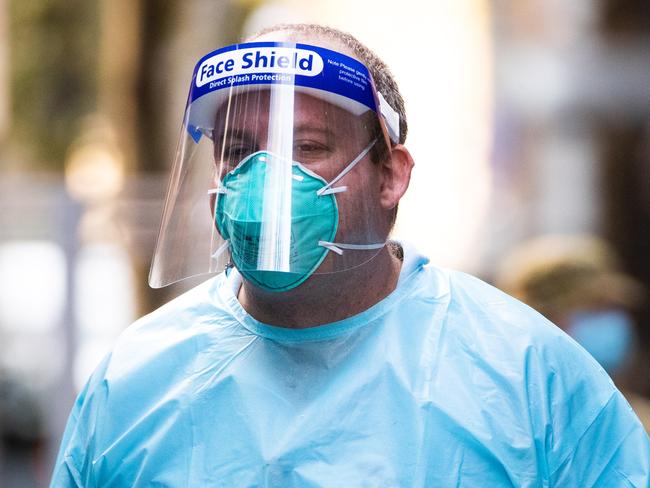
left=150, top=47, right=394, bottom=289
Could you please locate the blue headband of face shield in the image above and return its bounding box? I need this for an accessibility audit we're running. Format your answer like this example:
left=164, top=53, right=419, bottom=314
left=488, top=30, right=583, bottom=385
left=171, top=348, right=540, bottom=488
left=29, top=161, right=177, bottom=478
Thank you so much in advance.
left=148, top=41, right=400, bottom=289
left=185, top=42, right=400, bottom=145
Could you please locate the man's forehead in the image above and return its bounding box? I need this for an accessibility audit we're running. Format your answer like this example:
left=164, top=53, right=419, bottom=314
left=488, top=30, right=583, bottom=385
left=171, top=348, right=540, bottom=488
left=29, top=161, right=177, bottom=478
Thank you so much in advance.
left=214, top=91, right=359, bottom=133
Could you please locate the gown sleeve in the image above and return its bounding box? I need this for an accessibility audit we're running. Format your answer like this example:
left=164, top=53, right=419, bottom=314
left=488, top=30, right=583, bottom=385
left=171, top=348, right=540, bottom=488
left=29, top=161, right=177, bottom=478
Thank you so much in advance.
left=548, top=388, right=649, bottom=487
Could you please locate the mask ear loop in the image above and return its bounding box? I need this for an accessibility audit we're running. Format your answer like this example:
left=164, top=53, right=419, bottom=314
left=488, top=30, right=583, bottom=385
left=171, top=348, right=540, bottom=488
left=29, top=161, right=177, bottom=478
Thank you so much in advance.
left=314, top=137, right=386, bottom=256
left=318, top=241, right=385, bottom=255
left=211, top=239, right=230, bottom=259
left=316, top=138, right=377, bottom=196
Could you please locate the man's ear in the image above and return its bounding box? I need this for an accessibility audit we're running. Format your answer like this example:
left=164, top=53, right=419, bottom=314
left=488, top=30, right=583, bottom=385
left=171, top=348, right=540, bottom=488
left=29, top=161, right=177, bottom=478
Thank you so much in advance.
left=379, top=144, right=414, bottom=209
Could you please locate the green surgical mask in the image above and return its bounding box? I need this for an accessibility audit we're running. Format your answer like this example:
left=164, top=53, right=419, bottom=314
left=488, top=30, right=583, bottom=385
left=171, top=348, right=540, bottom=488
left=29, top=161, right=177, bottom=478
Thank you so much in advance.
left=215, top=151, right=338, bottom=291
left=215, top=142, right=384, bottom=292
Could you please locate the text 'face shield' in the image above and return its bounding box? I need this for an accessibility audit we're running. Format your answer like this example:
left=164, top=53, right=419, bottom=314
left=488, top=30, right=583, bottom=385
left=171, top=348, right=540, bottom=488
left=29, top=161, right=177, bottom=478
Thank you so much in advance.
left=150, top=42, right=395, bottom=290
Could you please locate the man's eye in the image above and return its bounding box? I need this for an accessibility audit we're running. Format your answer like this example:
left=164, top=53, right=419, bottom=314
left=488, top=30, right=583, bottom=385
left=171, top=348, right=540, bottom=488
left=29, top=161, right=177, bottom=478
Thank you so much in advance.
left=224, top=145, right=256, bottom=161
left=293, top=141, right=329, bottom=160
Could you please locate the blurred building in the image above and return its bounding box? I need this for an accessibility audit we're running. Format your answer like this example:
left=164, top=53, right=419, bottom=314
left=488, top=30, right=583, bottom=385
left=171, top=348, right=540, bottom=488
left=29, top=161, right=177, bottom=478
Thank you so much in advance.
left=488, top=0, right=650, bottom=396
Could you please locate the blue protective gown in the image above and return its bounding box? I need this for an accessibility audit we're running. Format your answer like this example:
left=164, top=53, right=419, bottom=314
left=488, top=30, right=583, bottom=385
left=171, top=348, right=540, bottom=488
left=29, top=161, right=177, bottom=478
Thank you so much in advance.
left=51, top=243, right=649, bottom=487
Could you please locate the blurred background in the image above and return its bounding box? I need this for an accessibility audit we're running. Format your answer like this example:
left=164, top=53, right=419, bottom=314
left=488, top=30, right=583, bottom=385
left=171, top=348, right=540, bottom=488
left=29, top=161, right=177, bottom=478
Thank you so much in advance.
left=0, top=0, right=648, bottom=485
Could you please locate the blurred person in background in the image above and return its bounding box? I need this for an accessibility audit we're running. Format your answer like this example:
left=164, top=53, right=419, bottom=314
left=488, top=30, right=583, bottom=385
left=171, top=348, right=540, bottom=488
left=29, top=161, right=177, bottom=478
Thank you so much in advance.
left=50, top=24, right=649, bottom=487
left=497, top=233, right=650, bottom=431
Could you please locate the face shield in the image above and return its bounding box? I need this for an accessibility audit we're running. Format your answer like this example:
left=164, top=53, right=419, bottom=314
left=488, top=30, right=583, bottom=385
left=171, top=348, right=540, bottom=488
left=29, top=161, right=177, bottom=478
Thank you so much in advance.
left=149, top=41, right=401, bottom=290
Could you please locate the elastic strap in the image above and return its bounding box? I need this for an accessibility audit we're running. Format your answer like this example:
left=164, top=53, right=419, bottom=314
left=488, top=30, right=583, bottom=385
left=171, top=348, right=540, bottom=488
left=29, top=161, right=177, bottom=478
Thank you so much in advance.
left=316, top=138, right=377, bottom=196
left=211, top=239, right=230, bottom=258
left=318, top=240, right=385, bottom=256
left=377, top=92, right=400, bottom=144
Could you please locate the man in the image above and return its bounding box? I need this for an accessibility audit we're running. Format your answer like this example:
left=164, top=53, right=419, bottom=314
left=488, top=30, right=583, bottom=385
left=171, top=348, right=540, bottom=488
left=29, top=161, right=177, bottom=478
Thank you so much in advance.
left=51, top=24, right=649, bottom=487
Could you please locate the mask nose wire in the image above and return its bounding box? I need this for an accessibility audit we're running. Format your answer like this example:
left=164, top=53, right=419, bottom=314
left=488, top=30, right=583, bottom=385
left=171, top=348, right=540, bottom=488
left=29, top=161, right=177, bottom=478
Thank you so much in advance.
left=208, top=138, right=378, bottom=197
left=316, top=138, right=378, bottom=197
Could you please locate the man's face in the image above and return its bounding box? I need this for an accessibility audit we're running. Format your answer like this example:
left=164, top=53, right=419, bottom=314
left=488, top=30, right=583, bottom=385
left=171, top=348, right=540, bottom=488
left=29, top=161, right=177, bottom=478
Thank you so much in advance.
left=212, top=88, right=391, bottom=272
left=214, top=90, right=373, bottom=176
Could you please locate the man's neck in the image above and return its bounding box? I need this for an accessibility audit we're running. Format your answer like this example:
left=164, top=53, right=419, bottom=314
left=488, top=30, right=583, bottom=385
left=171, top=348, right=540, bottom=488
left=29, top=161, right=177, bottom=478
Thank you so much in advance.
left=237, top=246, right=403, bottom=328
